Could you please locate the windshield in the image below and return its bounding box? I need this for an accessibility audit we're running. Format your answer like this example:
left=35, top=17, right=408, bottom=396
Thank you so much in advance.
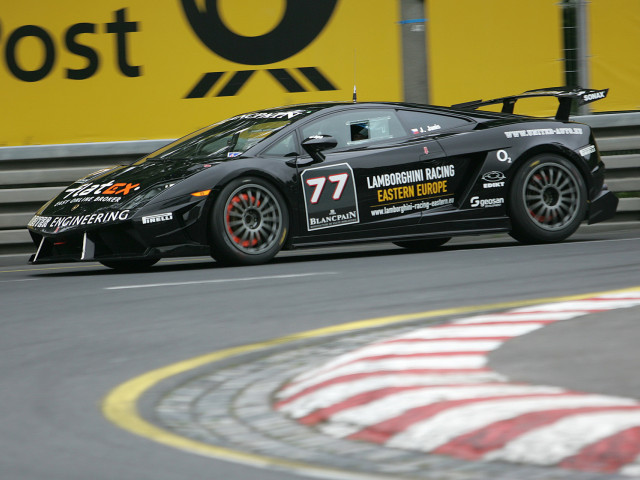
left=145, top=108, right=317, bottom=161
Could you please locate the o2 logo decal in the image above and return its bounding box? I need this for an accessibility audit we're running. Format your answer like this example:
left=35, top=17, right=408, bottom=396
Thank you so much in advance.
left=496, top=149, right=512, bottom=163
left=301, top=163, right=360, bottom=231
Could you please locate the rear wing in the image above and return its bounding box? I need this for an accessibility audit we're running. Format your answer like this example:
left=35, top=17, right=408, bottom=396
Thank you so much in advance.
left=452, top=87, right=609, bottom=121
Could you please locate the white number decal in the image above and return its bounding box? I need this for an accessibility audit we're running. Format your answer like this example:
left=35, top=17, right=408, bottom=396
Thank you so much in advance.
left=328, top=173, right=349, bottom=200
left=305, top=177, right=326, bottom=204
left=306, top=173, right=350, bottom=203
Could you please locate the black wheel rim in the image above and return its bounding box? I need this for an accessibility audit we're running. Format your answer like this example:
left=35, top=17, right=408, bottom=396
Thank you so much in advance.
left=522, top=162, right=581, bottom=231
left=223, top=184, right=283, bottom=254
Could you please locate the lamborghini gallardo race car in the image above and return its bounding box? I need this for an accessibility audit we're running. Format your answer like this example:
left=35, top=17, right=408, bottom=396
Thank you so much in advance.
left=27, top=87, right=618, bottom=269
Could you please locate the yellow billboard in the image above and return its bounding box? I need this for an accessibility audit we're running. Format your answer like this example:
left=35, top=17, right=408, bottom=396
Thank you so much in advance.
left=590, top=0, right=640, bottom=112
left=425, top=0, right=564, bottom=117
left=0, top=1, right=402, bottom=146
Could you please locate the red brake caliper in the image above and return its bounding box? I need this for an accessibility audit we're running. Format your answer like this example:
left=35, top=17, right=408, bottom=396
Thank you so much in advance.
left=529, top=174, right=551, bottom=222
left=226, top=194, right=260, bottom=247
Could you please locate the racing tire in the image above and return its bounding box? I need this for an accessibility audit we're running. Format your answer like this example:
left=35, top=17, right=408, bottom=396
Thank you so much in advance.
left=209, top=177, right=288, bottom=266
left=393, top=237, right=451, bottom=251
left=99, top=258, right=159, bottom=271
left=508, top=154, right=587, bottom=244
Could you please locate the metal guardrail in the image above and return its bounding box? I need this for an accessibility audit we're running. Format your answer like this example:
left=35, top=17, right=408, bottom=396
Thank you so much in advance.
left=1, top=115, right=638, bottom=254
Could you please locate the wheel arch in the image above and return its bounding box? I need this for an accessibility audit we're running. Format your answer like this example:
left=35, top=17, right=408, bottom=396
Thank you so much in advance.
left=509, top=143, right=591, bottom=193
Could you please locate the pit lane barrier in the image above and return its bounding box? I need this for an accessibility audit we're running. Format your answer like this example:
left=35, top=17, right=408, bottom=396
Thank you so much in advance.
left=1, top=113, right=639, bottom=254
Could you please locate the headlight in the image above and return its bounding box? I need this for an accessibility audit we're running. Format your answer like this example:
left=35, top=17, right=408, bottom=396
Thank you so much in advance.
left=121, top=183, right=176, bottom=210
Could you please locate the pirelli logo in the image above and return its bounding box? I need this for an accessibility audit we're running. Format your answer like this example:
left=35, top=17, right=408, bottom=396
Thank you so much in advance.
left=142, top=212, right=173, bottom=225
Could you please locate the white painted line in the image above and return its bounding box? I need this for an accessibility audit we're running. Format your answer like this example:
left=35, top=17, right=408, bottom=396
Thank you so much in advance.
left=398, top=323, right=545, bottom=339
left=276, top=372, right=508, bottom=416
left=388, top=395, right=639, bottom=452
left=510, top=299, right=640, bottom=312
left=0, top=278, right=37, bottom=284
left=105, top=272, right=339, bottom=290
left=485, top=411, right=640, bottom=466
left=453, top=311, right=582, bottom=324
left=320, top=385, right=566, bottom=438
left=292, top=340, right=503, bottom=384
left=283, top=355, right=487, bottom=398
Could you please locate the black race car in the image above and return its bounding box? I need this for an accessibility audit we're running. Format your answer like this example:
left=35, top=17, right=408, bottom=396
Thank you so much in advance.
left=27, top=87, right=617, bottom=269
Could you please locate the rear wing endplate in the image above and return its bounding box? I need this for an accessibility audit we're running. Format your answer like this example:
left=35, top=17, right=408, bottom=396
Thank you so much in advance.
left=452, top=87, right=609, bottom=121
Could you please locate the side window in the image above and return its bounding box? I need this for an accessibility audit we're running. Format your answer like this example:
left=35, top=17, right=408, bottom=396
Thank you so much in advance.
left=301, top=109, right=405, bottom=149
left=262, top=133, right=298, bottom=157
left=397, top=110, right=471, bottom=135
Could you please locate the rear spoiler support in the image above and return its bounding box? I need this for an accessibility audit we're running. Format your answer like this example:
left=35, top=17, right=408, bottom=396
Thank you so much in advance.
left=452, top=87, right=609, bottom=121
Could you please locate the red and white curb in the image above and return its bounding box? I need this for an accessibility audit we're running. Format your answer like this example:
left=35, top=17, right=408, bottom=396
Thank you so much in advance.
left=274, top=290, right=640, bottom=476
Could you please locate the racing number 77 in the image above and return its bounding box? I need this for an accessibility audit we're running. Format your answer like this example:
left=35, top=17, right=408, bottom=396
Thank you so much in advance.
left=305, top=173, right=349, bottom=204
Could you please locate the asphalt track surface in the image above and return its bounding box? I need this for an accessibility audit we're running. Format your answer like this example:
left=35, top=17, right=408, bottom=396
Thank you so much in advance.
left=1, top=223, right=639, bottom=480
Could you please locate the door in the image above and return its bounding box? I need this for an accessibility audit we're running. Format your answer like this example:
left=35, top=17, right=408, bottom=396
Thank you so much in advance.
left=295, top=107, right=449, bottom=241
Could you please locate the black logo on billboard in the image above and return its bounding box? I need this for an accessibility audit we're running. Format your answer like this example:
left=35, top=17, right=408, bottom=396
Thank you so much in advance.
left=181, top=0, right=339, bottom=97
left=0, top=8, right=141, bottom=82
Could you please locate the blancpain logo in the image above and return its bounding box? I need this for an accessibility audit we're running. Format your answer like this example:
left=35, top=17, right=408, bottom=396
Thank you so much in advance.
left=142, top=213, right=173, bottom=224
left=309, top=211, right=357, bottom=226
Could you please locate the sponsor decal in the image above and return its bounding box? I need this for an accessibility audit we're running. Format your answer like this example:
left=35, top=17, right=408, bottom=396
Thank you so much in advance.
left=366, top=164, right=456, bottom=217
left=27, top=215, right=53, bottom=228
left=496, top=150, right=512, bottom=163
left=366, top=165, right=455, bottom=189
left=309, top=210, right=358, bottom=227
left=55, top=180, right=141, bottom=206
left=409, top=125, right=440, bottom=135
left=583, top=91, right=606, bottom=102
left=376, top=181, right=448, bottom=202
left=579, top=145, right=596, bottom=157
left=470, top=196, right=504, bottom=208
left=142, top=212, right=173, bottom=225
left=29, top=210, right=131, bottom=231
left=229, top=110, right=306, bottom=121
left=482, top=171, right=506, bottom=189
left=62, top=180, right=140, bottom=198
left=504, top=127, right=583, bottom=139
left=301, top=163, right=359, bottom=231
left=370, top=197, right=454, bottom=217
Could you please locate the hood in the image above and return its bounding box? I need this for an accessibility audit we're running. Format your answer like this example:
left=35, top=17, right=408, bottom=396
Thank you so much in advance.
left=40, top=158, right=215, bottom=217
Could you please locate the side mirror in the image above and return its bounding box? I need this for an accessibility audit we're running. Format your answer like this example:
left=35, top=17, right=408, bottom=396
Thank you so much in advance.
left=301, top=135, right=337, bottom=163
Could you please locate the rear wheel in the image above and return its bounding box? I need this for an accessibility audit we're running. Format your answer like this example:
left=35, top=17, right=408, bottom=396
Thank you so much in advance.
left=99, top=258, right=159, bottom=271
left=508, top=154, right=587, bottom=244
left=393, top=237, right=451, bottom=251
left=209, top=177, right=288, bottom=266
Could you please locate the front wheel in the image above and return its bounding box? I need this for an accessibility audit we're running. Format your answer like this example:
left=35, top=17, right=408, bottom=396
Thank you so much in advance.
left=508, top=154, right=587, bottom=244
left=209, top=177, right=288, bottom=266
